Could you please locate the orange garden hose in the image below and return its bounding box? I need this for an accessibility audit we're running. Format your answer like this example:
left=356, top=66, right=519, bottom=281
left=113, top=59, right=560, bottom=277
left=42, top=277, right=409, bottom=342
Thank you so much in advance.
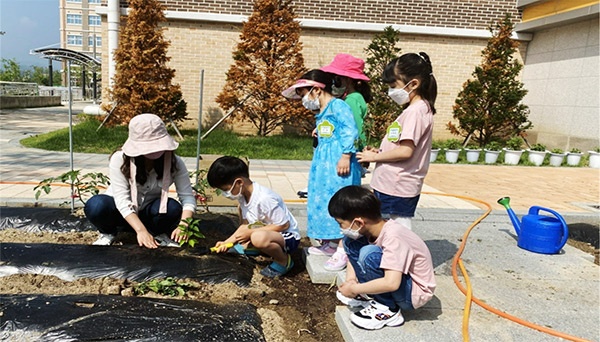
left=422, top=191, right=593, bottom=342
left=0, top=181, right=592, bottom=341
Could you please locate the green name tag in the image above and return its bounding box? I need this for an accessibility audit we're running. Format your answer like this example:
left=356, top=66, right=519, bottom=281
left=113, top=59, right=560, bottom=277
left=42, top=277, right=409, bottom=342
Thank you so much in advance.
left=386, top=121, right=402, bottom=142
left=318, top=120, right=335, bottom=138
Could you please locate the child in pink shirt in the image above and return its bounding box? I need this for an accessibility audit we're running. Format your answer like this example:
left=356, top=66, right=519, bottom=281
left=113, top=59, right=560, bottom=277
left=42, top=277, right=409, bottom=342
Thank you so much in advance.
left=357, top=52, right=437, bottom=230
left=330, top=185, right=436, bottom=330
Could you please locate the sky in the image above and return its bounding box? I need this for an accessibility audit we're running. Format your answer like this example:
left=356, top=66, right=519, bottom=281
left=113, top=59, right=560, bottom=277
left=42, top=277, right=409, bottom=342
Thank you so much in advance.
left=0, top=0, right=60, bottom=68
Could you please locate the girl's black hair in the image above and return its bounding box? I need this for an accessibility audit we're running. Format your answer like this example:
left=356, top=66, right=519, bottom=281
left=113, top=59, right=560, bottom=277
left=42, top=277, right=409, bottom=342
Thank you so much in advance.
left=206, top=156, right=250, bottom=188
left=121, top=152, right=178, bottom=185
left=382, top=52, right=437, bottom=114
left=328, top=185, right=382, bottom=222
left=298, top=69, right=334, bottom=94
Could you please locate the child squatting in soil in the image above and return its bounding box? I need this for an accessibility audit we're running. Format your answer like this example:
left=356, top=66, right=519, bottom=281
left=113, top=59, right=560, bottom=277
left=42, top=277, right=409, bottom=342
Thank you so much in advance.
left=330, top=185, right=436, bottom=330
left=207, top=156, right=301, bottom=278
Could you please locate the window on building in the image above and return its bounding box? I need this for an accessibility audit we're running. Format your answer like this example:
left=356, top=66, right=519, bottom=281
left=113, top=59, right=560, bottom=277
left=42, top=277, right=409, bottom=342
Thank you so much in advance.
left=66, top=14, right=82, bottom=25
left=88, top=15, right=101, bottom=26
left=88, top=35, right=102, bottom=48
left=67, top=35, right=83, bottom=46
left=88, top=0, right=102, bottom=3
left=66, top=0, right=82, bottom=3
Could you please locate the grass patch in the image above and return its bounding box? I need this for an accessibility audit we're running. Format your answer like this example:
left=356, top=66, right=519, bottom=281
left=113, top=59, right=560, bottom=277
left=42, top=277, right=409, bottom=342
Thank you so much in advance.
left=21, top=116, right=314, bottom=160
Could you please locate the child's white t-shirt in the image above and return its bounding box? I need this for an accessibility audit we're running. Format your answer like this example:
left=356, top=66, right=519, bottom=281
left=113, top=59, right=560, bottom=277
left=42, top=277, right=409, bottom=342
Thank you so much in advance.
left=374, top=220, right=436, bottom=309
left=239, top=182, right=300, bottom=239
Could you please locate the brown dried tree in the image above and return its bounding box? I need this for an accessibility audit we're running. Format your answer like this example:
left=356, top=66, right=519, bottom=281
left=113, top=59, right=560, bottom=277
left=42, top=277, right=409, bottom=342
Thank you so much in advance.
left=216, top=0, right=308, bottom=136
left=103, top=0, right=187, bottom=126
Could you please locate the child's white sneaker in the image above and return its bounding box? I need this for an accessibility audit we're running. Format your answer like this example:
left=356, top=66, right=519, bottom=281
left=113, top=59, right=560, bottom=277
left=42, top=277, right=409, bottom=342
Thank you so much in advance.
left=350, top=300, right=404, bottom=330
left=92, top=233, right=116, bottom=246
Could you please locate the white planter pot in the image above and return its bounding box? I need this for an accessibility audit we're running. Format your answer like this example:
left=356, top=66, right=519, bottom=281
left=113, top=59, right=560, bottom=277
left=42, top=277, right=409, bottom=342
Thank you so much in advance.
left=504, top=149, right=524, bottom=165
left=566, top=153, right=582, bottom=166
left=548, top=153, right=565, bottom=167
left=465, top=149, right=481, bottom=163
left=527, top=150, right=547, bottom=166
left=588, top=151, right=600, bottom=169
left=445, top=149, right=460, bottom=163
left=430, top=149, right=440, bottom=163
left=484, top=150, right=500, bottom=164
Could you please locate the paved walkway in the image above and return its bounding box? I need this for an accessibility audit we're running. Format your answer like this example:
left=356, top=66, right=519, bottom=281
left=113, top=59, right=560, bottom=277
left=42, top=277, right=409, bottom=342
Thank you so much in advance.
left=1, top=102, right=598, bottom=215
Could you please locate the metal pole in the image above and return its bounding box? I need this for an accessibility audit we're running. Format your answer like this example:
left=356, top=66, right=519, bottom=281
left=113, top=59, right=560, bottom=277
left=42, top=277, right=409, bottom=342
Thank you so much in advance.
left=93, top=33, right=97, bottom=104
left=195, top=69, right=204, bottom=184
left=48, top=59, right=53, bottom=89
left=200, top=93, right=252, bottom=140
left=67, top=61, right=75, bottom=213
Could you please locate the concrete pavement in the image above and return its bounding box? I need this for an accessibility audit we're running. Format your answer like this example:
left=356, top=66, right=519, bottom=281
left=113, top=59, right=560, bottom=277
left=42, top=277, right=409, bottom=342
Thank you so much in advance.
left=1, top=102, right=599, bottom=341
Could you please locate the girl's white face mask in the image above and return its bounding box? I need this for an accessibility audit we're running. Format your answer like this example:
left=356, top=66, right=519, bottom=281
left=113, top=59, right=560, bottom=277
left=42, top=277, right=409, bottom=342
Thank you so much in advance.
left=302, top=87, right=320, bottom=111
left=388, top=81, right=413, bottom=105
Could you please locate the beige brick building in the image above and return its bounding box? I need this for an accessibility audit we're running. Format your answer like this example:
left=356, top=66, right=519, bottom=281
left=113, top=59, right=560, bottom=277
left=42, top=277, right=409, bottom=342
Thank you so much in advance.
left=93, top=0, right=599, bottom=149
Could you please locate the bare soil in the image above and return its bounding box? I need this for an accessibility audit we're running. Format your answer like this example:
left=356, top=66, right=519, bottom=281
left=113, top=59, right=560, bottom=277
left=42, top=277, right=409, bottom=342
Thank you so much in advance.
left=0, top=211, right=596, bottom=341
left=0, top=225, right=342, bottom=342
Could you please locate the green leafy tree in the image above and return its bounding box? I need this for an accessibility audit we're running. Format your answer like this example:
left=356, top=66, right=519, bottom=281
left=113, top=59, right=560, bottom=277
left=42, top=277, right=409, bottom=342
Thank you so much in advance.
left=104, top=0, right=187, bottom=126
left=216, top=0, right=308, bottom=136
left=27, top=66, right=62, bottom=86
left=363, top=26, right=403, bottom=144
left=449, top=14, right=532, bottom=147
left=0, top=58, right=24, bottom=81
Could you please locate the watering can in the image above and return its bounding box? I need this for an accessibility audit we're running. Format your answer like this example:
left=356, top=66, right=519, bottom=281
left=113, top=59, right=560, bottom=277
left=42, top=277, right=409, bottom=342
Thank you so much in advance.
left=497, top=197, right=569, bottom=254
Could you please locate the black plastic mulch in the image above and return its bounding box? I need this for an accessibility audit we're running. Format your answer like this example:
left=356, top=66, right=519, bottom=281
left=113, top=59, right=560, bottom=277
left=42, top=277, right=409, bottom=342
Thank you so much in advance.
left=0, top=294, right=265, bottom=341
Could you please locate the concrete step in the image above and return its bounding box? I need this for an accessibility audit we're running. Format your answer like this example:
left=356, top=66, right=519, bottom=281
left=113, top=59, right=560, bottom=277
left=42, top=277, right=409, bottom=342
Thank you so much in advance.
left=301, top=247, right=340, bottom=284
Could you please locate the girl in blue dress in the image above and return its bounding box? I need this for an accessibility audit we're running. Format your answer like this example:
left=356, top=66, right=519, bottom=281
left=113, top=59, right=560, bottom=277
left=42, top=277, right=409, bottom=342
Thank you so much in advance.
left=282, top=70, right=362, bottom=269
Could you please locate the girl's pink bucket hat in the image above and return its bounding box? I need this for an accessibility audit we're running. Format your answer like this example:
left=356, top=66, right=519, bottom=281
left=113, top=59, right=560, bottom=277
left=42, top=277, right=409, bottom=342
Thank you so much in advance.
left=320, top=54, right=370, bottom=81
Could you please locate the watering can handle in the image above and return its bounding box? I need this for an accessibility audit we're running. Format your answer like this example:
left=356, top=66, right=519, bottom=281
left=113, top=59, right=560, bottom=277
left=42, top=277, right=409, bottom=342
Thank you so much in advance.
left=528, top=206, right=569, bottom=250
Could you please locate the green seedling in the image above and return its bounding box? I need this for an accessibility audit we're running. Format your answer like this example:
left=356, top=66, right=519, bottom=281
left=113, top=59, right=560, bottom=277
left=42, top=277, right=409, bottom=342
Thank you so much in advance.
left=34, top=170, right=110, bottom=206
left=134, top=277, right=193, bottom=297
left=177, top=217, right=205, bottom=247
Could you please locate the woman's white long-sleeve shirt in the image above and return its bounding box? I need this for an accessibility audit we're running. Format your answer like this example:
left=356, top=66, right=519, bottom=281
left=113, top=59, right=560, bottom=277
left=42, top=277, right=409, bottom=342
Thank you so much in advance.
left=104, top=151, right=197, bottom=218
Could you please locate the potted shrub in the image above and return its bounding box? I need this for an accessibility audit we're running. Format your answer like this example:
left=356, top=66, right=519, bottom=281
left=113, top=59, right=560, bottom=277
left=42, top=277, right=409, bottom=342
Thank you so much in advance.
left=527, top=143, right=547, bottom=166
left=430, top=140, right=442, bottom=163
left=504, top=137, right=524, bottom=165
left=548, top=148, right=565, bottom=167
left=588, top=147, right=600, bottom=169
left=464, top=144, right=481, bottom=163
left=444, top=139, right=462, bottom=163
left=484, top=141, right=502, bottom=164
left=567, top=147, right=583, bottom=166
left=566, top=147, right=583, bottom=166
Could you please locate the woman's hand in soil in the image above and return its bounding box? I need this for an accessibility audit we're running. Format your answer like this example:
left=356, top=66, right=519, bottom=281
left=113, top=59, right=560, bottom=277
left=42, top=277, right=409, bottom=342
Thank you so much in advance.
left=137, top=230, right=159, bottom=249
left=337, top=154, right=351, bottom=176
left=171, top=226, right=187, bottom=243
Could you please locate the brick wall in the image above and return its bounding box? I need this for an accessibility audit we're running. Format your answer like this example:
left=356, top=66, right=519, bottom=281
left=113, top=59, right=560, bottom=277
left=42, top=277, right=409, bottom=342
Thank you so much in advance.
left=104, top=0, right=526, bottom=139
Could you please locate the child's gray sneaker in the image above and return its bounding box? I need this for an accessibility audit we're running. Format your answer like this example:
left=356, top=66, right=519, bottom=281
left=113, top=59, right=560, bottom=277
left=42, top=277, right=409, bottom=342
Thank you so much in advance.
left=155, top=233, right=180, bottom=247
left=336, top=291, right=370, bottom=308
left=92, top=233, right=116, bottom=246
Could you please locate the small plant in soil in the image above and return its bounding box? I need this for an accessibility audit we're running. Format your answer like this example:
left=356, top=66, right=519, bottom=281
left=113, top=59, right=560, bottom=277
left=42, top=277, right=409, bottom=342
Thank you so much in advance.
left=189, top=169, right=211, bottom=212
left=569, top=148, right=581, bottom=153
left=134, top=277, right=193, bottom=297
left=530, top=143, right=546, bottom=152
left=178, top=217, right=205, bottom=247
left=505, top=137, right=523, bottom=151
left=431, top=140, right=443, bottom=150
left=34, top=170, right=110, bottom=206
left=485, top=141, right=502, bottom=151
left=444, top=139, right=462, bottom=150
left=550, top=148, right=564, bottom=154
